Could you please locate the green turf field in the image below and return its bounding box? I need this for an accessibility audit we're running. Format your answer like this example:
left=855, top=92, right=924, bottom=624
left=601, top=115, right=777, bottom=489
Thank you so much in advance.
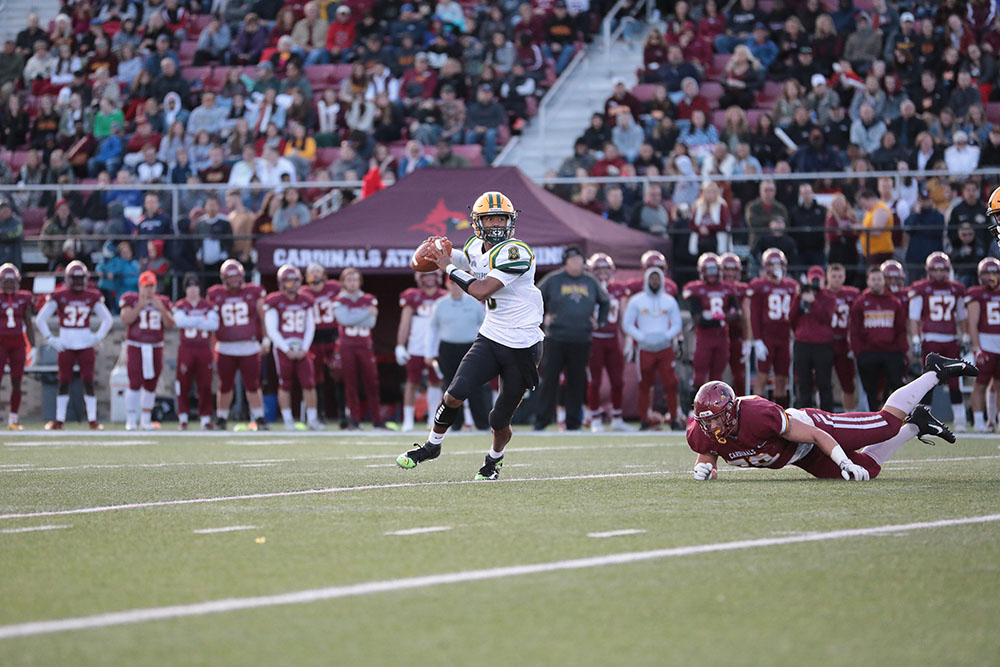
left=1, top=427, right=998, bottom=666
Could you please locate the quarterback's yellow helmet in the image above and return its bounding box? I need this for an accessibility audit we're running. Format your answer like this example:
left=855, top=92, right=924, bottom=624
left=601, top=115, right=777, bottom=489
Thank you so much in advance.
left=470, top=191, right=519, bottom=244
left=987, top=185, right=1000, bottom=244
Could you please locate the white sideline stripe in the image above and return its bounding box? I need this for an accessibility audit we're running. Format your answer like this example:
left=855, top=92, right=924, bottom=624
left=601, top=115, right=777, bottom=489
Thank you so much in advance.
left=1, top=513, right=997, bottom=640
left=4, top=440, right=157, bottom=447
left=0, top=524, right=70, bottom=534
left=2, top=429, right=668, bottom=439
left=238, top=464, right=276, bottom=468
left=0, top=471, right=677, bottom=521
left=385, top=526, right=452, bottom=536
left=890, top=454, right=1000, bottom=464
left=0, top=459, right=296, bottom=473
left=587, top=529, right=647, bottom=538
left=192, top=526, right=257, bottom=535
left=223, top=440, right=298, bottom=446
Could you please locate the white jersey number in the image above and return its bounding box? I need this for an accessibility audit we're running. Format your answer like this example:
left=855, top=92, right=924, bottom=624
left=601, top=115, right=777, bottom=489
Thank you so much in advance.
left=5, top=307, right=15, bottom=329
left=138, top=309, right=162, bottom=330
left=986, top=301, right=1000, bottom=326
left=61, top=304, right=90, bottom=327
left=767, top=293, right=790, bottom=321
left=314, top=299, right=336, bottom=324
left=927, top=295, right=955, bottom=322
left=281, top=310, right=306, bottom=334
left=832, top=303, right=850, bottom=329
left=221, top=301, right=250, bottom=327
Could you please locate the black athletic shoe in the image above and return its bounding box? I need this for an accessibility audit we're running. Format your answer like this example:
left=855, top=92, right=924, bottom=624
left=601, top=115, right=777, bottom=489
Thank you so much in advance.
left=216, top=416, right=228, bottom=431
left=475, top=454, right=503, bottom=480
left=396, top=442, right=441, bottom=469
left=250, top=419, right=269, bottom=431
left=906, top=404, right=956, bottom=445
left=923, top=353, right=978, bottom=381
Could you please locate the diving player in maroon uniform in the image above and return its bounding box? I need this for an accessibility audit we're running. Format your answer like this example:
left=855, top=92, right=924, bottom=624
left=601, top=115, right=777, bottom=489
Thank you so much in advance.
left=687, top=353, right=978, bottom=481
left=685, top=253, right=740, bottom=387
left=908, top=252, right=968, bottom=430
left=119, top=271, right=176, bottom=430
left=964, top=258, right=1000, bottom=432
left=172, top=274, right=219, bottom=430
left=395, top=271, right=447, bottom=432
left=35, top=260, right=114, bottom=430
left=586, top=253, right=631, bottom=432
left=826, top=263, right=861, bottom=411
left=206, top=259, right=268, bottom=430
left=301, top=263, right=341, bottom=424
left=0, top=264, right=34, bottom=429
left=748, top=248, right=798, bottom=407
left=334, top=267, right=384, bottom=429
left=264, top=264, right=323, bottom=431
left=720, top=252, right=750, bottom=394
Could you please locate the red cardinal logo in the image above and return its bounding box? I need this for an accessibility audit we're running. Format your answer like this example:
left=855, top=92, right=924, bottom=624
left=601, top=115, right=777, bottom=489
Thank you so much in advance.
left=408, top=198, right=470, bottom=237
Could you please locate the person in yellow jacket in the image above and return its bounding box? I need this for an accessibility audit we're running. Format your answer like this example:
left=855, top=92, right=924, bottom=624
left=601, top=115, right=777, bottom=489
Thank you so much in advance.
left=859, top=190, right=894, bottom=265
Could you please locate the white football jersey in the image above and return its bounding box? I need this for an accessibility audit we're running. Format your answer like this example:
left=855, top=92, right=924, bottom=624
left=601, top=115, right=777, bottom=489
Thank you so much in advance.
left=452, top=236, right=544, bottom=348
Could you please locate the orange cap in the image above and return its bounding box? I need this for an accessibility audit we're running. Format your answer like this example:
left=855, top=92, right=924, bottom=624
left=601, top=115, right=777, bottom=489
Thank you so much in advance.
left=139, top=271, right=157, bottom=287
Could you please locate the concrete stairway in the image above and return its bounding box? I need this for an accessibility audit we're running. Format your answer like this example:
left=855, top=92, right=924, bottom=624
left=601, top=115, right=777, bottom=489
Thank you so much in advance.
left=0, top=0, right=61, bottom=44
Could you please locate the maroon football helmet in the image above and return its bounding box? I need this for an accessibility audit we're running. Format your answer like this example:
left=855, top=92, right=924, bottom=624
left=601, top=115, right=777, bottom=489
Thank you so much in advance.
left=692, top=381, right=739, bottom=441
left=720, top=252, right=742, bottom=282
left=0, top=263, right=20, bottom=294
left=587, top=252, right=615, bottom=282
left=761, top=248, right=787, bottom=280
left=697, top=252, right=722, bottom=283
left=65, top=260, right=88, bottom=292
left=925, top=252, right=951, bottom=283
left=220, top=258, right=245, bottom=291
left=277, top=264, right=302, bottom=294
left=640, top=250, right=667, bottom=271
left=979, top=257, right=1000, bottom=289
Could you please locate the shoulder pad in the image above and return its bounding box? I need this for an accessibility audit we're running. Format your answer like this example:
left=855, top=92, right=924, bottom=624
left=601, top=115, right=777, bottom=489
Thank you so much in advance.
left=488, top=239, right=534, bottom=273
left=463, top=236, right=479, bottom=261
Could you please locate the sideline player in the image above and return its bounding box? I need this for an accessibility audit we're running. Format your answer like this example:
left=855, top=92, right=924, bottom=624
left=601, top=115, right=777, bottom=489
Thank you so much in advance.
left=35, top=261, right=113, bottom=429
left=748, top=248, right=797, bottom=407
left=585, top=252, right=631, bottom=432
left=206, top=259, right=268, bottom=430
left=172, top=273, right=219, bottom=430
left=720, top=252, right=750, bottom=394
left=301, top=263, right=341, bottom=425
left=119, top=271, right=175, bottom=430
left=397, top=191, right=544, bottom=480
left=687, top=353, right=978, bottom=481
left=333, top=267, right=384, bottom=429
left=684, top=253, right=740, bottom=387
left=908, top=252, right=968, bottom=429
left=395, top=271, right=447, bottom=432
left=264, top=264, right=323, bottom=431
left=0, top=264, right=34, bottom=429
left=965, top=258, right=1000, bottom=431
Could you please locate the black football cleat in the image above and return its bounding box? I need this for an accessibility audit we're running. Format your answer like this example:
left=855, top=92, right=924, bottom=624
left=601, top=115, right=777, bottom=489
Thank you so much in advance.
left=216, top=416, right=228, bottom=431
left=923, top=353, right=978, bottom=382
left=397, top=442, right=441, bottom=469
left=906, top=404, right=956, bottom=446
left=475, top=454, right=503, bottom=481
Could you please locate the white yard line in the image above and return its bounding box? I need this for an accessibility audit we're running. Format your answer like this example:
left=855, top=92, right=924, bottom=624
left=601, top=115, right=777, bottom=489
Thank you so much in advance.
left=0, top=471, right=678, bottom=521
left=0, top=525, right=70, bottom=534
left=0, top=459, right=296, bottom=473
left=4, top=441, right=157, bottom=447
left=0, top=513, right=996, bottom=639
left=587, top=529, right=647, bottom=538
left=384, top=526, right=452, bottom=536
left=192, top=526, right=257, bottom=535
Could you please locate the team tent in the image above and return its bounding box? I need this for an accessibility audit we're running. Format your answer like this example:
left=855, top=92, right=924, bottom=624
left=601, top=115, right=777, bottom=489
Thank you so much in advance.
left=256, top=166, right=670, bottom=274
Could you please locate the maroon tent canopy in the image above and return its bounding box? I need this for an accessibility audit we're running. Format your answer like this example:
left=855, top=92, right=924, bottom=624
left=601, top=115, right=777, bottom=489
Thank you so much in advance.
left=256, top=167, right=670, bottom=274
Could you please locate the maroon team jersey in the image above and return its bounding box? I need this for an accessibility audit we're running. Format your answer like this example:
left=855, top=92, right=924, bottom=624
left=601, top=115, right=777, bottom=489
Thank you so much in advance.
left=399, top=287, right=447, bottom=316
left=300, top=280, right=340, bottom=331
left=264, top=291, right=315, bottom=341
left=173, top=297, right=215, bottom=348
left=828, top=285, right=860, bottom=339
left=966, top=286, right=1000, bottom=336
left=683, top=280, right=737, bottom=333
left=335, top=292, right=377, bottom=346
left=206, top=284, right=265, bottom=343
left=120, top=293, right=172, bottom=344
left=594, top=282, right=628, bottom=338
left=724, top=281, right=749, bottom=338
left=0, top=290, right=33, bottom=339
left=687, top=396, right=800, bottom=469
left=626, top=276, right=678, bottom=298
left=48, top=287, right=104, bottom=331
left=908, top=279, right=965, bottom=337
left=748, top=277, right=798, bottom=341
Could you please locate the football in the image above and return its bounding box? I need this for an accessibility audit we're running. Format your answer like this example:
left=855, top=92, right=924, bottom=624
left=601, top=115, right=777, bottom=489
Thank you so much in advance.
left=411, top=238, right=453, bottom=272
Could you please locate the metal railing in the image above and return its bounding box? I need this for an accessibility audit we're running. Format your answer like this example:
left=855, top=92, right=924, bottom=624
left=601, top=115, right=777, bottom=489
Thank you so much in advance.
left=536, top=166, right=1000, bottom=185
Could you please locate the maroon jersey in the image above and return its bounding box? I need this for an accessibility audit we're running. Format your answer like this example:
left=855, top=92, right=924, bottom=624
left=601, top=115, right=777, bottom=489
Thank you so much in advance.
left=48, top=287, right=104, bottom=331
left=0, top=290, right=33, bottom=339
left=687, top=396, right=801, bottom=469
left=120, top=293, right=172, bottom=344
left=748, top=277, right=798, bottom=341
left=724, top=281, right=749, bottom=338
left=264, top=291, right=315, bottom=341
left=828, top=285, right=860, bottom=340
left=966, top=286, right=1000, bottom=336
left=626, top=276, right=678, bottom=298
left=849, top=289, right=906, bottom=355
left=173, top=297, right=215, bottom=349
left=594, top=281, right=628, bottom=338
left=908, top=279, right=965, bottom=338
left=206, top=283, right=265, bottom=343
left=683, top=280, right=736, bottom=332
left=789, top=290, right=835, bottom=344
left=300, top=280, right=340, bottom=331
left=335, top=292, right=378, bottom=346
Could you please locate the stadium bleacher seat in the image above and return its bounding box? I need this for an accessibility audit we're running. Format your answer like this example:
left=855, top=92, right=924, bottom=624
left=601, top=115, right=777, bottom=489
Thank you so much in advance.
left=178, top=41, right=198, bottom=66
left=21, top=209, right=46, bottom=236
left=316, top=148, right=340, bottom=168
left=701, top=82, right=724, bottom=103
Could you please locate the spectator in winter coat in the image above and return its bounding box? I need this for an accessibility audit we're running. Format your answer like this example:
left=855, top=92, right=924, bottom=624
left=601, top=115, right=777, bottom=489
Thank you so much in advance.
left=0, top=199, right=24, bottom=269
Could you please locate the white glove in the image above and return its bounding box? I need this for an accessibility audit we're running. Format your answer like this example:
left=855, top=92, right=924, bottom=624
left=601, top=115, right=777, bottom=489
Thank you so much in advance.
left=839, top=460, right=870, bottom=481
left=740, top=340, right=751, bottom=363
left=693, top=461, right=716, bottom=481
left=394, top=344, right=411, bottom=366
left=753, top=339, right=768, bottom=362
left=910, top=335, right=922, bottom=357
left=623, top=337, right=636, bottom=362
left=48, top=338, right=66, bottom=352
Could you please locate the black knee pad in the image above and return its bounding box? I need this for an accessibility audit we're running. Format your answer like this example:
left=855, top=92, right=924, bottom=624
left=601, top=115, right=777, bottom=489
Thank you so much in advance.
left=57, top=384, right=69, bottom=395
left=83, top=381, right=96, bottom=395
left=433, top=401, right=460, bottom=429
left=488, top=408, right=511, bottom=432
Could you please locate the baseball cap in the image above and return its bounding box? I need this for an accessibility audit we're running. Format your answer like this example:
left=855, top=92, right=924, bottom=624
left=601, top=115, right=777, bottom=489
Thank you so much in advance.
left=55, top=198, right=69, bottom=209
left=415, top=51, right=429, bottom=61
left=753, top=21, right=768, bottom=30
left=139, top=271, right=157, bottom=287
left=562, top=245, right=583, bottom=263
left=799, top=45, right=813, bottom=55
left=954, top=130, right=969, bottom=143
left=807, top=265, right=825, bottom=280
left=900, top=12, right=915, bottom=23
left=612, top=76, right=626, bottom=87
left=0, top=198, right=10, bottom=208
left=336, top=4, right=351, bottom=14
left=811, top=73, right=826, bottom=88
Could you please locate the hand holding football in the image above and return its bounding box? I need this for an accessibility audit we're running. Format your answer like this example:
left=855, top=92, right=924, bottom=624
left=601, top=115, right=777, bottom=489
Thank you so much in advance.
left=411, top=237, right=453, bottom=272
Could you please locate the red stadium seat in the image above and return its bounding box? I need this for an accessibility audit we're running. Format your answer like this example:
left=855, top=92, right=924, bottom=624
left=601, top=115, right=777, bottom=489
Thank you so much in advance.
left=452, top=144, right=483, bottom=166
left=987, top=102, right=1000, bottom=124
left=631, top=84, right=658, bottom=102
left=525, top=95, right=538, bottom=117
left=22, top=208, right=46, bottom=236
left=181, top=66, right=212, bottom=88
left=701, top=81, right=723, bottom=102
left=747, top=108, right=766, bottom=129
left=8, top=151, right=29, bottom=171
left=188, top=14, right=213, bottom=37
left=315, top=148, right=340, bottom=167
left=178, top=41, right=198, bottom=66
left=305, top=64, right=338, bottom=88
left=711, top=109, right=727, bottom=128
left=710, top=54, right=730, bottom=76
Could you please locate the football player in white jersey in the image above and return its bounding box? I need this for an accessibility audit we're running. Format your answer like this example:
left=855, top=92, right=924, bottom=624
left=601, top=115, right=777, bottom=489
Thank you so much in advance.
left=397, top=191, right=544, bottom=480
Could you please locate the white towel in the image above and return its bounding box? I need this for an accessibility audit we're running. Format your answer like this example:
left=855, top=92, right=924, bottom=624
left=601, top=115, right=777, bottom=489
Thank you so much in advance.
left=141, top=344, right=155, bottom=380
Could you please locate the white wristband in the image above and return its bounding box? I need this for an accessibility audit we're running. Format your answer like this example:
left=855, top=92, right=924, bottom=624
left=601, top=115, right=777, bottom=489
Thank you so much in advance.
left=445, top=263, right=458, bottom=274
left=829, top=445, right=849, bottom=467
